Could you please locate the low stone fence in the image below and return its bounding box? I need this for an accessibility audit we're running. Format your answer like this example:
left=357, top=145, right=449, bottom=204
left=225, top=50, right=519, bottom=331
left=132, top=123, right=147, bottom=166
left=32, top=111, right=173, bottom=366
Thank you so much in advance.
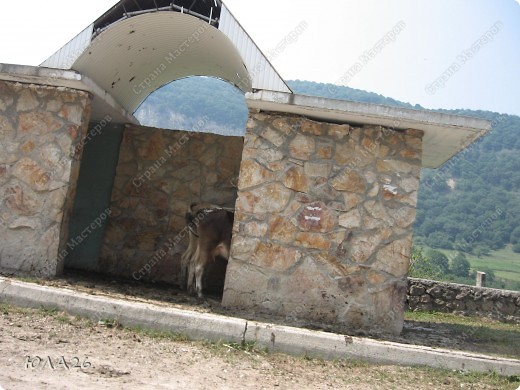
left=407, top=278, right=520, bottom=323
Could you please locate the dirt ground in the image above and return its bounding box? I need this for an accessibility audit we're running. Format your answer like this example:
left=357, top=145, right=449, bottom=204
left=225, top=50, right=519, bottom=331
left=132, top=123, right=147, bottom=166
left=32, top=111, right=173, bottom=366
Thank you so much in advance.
left=1, top=304, right=519, bottom=390
left=0, top=271, right=519, bottom=389
left=19, top=270, right=520, bottom=358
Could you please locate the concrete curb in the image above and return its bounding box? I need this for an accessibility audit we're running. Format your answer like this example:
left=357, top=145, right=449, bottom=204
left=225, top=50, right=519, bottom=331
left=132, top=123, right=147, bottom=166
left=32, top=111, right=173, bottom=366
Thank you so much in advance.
left=1, top=277, right=520, bottom=376
left=0, top=277, right=246, bottom=344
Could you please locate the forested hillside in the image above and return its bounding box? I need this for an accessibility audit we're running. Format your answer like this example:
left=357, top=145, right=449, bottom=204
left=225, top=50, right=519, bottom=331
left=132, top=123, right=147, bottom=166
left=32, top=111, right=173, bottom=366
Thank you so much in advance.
left=135, top=77, right=247, bottom=135
left=414, top=110, right=520, bottom=255
left=135, top=77, right=520, bottom=256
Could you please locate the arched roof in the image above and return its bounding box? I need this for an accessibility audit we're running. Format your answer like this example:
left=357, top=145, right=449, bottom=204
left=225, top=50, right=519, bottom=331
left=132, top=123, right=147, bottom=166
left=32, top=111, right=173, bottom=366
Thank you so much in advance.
left=41, top=0, right=291, bottom=116
left=73, top=12, right=250, bottom=114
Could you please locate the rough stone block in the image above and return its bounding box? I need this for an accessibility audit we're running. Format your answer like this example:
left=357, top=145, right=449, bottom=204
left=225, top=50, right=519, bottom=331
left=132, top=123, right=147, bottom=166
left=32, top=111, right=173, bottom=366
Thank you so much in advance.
left=0, top=115, right=14, bottom=138
left=316, top=142, right=333, bottom=159
left=18, top=111, right=63, bottom=135
left=236, top=182, right=291, bottom=214
left=304, top=162, right=331, bottom=177
left=269, top=215, right=299, bottom=244
left=331, top=170, right=367, bottom=193
left=261, top=127, right=285, bottom=147
left=428, top=286, right=444, bottom=298
left=294, top=232, right=331, bottom=250
left=239, top=159, right=275, bottom=189
left=283, top=165, right=310, bottom=192
left=409, top=285, right=425, bottom=296
left=338, top=209, right=361, bottom=229
left=301, top=120, right=324, bottom=136
left=251, top=242, right=301, bottom=272
left=376, top=159, right=415, bottom=174
left=289, top=134, right=315, bottom=160
left=327, top=123, right=350, bottom=140
left=244, top=221, right=268, bottom=238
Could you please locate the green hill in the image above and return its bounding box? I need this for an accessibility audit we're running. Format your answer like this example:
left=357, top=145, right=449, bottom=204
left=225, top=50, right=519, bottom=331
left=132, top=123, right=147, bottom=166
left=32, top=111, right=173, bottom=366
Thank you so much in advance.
left=135, top=77, right=520, bottom=288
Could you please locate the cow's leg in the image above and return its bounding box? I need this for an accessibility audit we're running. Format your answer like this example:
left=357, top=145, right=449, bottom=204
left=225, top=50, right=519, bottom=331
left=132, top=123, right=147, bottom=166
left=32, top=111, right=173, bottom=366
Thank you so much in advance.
left=195, top=251, right=210, bottom=298
left=180, top=233, right=196, bottom=290
left=187, top=246, right=199, bottom=295
left=180, top=249, right=189, bottom=290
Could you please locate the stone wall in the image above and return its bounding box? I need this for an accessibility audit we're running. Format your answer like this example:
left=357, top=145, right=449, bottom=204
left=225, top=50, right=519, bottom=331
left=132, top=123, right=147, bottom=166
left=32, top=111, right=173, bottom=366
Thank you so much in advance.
left=222, top=110, right=424, bottom=335
left=99, top=124, right=243, bottom=284
left=408, top=278, right=520, bottom=323
left=0, top=80, right=91, bottom=277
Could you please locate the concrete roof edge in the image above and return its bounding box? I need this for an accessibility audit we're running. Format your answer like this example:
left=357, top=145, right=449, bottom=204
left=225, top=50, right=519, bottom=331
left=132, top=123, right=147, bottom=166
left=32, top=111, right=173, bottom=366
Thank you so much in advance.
left=246, top=90, right=491, bottom=133
left=0, top=63, right=138, bottom=124
left=0, top=63, right=82, bottom=84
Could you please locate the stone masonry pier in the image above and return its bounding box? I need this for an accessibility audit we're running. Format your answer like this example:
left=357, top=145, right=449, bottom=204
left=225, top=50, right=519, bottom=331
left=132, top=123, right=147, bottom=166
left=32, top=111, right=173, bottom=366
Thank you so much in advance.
left=0, top=80, right=91, bottom=277
left=222, top=110, right=423, bottom=335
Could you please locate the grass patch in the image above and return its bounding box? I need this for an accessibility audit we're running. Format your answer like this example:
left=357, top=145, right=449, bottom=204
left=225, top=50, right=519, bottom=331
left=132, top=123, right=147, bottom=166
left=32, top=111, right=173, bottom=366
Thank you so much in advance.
left=406, top=311, right=520, bottom=359
left=408, top=366, right=520, bottom=389
left=406, top=310, right=508, bottom=326
left=129, top=325, right=189, bottom=342
left=224, top=340, right=264, bottom=353
left=466, top=246, right=520, bottom=284
left=0, top=303, right=37, bottom=316
left=36, top=307, right=75, bottom=324
left=13, top=276, right=40, bottom=284
left=203, top=339, right=268, bottom=356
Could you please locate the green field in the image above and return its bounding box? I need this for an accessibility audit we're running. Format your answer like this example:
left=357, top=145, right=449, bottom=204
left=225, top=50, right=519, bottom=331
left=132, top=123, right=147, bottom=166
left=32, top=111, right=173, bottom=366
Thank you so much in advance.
left=446, top=246, right=520, bottom=281
left=417, top=245, right=520, bottom=290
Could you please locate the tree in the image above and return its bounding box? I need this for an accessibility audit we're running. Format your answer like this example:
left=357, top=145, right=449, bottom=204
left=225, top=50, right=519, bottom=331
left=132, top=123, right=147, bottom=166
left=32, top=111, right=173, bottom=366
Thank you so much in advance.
left=425, top=232, right=453, bottom=249
left=426, top=249, right=450, bottom=274
left=451, top=253, right=471, bottom=277
left=408, top=247, right=444, bottom=280
left=472, top=245, right=491, bottom=258
left=513, top=243, right=520, bottom=254
left=511, top=226, right=520, bottom=244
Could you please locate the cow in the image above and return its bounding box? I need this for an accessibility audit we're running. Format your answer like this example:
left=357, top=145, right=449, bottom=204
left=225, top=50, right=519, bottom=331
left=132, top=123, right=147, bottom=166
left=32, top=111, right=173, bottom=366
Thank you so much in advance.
left=180, top=203, right=234, bottom=298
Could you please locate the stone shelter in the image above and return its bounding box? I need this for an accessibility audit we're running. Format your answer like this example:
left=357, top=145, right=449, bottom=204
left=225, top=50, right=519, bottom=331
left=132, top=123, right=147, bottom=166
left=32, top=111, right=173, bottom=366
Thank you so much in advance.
left=0, top=1, right=491, bottom=335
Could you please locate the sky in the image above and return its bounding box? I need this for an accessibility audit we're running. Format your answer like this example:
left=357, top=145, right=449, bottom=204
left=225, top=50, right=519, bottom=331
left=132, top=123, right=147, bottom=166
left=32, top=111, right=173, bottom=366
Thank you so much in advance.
left=0, top=0, right=519, bottom=116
